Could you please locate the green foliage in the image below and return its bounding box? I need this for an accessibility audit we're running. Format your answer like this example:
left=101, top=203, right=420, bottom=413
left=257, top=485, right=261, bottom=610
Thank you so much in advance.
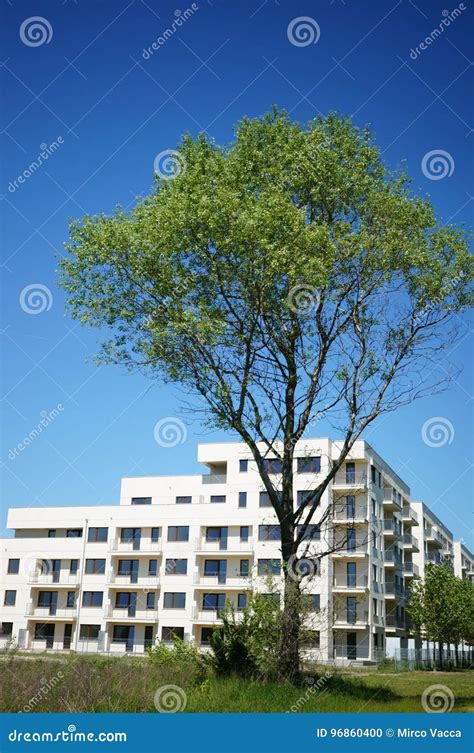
left=147, top=637, right=208, bottom=683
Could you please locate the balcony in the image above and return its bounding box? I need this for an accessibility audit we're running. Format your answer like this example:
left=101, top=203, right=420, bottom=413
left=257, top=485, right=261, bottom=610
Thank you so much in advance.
left=403, top=533, right=419, bottom=551
left=332, top=574, right=368, bottom=592
left=104, top=606, right=158, bottom=622
left=383, top=519, right=402, bottom=538
left=383, top=488, right=402, bottom=510
left=192, top=607, right=225, bottom=624
left=402, top=507, right=419, bottom=526
left=194, top=537, right=254, bottom=554
left=333, top=609, right=369, bottom=628
left=404, top=562, right=420, bottom=577
left=372, top=581, right=385, bottom=594
left=109, top=538, right=162, bottom=554
left=383, top=550, right=403, bottom=568
left=26, top=606, right=78, bottom=620
left=425, top=551, right=442, bottom=564
left=372, top=615, right=385, bottom=626
left=27, top=573, right=79, bottom=587
left=385, top=614, right=405, bottom=629
left=202, top=474, right=227, bottom=485
left=107, top=574, right=160, bottom=588
left=332, top=506, right=368, bottom=523
left=193, top=574, right=251, bottom=589
left=384, top=582, right=405, bottom=598
left=425, top=526, right=443, bottom=548
left=332, top=545, right=369, bottom=558
left=332, top=471, right=367, bottom=489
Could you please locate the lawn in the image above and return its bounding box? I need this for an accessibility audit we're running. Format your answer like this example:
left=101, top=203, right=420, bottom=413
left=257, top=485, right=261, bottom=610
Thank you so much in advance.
left=1, top=655, right=472, bottom=713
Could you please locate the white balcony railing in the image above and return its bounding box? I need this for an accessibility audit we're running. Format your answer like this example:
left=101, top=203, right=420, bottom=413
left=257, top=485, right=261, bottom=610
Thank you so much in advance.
left=27, top=573, right=80, bottom=586
left=104, top=606, right=158, bottom=621
left=109, top=539, right=162, bottom=554
left=194, top=537, right=254, bottom=553
left=107, top=574, right=160, bottom=587
left=26, top=606, right=78, bottom=618
left=332, top=575, right=368, bottom=589
left=333, top=472, right=367, bottom=488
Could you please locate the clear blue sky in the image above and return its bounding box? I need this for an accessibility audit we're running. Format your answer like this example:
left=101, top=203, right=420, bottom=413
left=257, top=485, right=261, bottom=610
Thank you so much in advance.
left=1, top=0, right=472, bottom=544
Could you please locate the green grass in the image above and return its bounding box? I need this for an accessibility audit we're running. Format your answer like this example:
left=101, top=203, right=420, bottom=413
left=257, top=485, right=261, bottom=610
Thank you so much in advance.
left=1, top=655, right=472, bottom=713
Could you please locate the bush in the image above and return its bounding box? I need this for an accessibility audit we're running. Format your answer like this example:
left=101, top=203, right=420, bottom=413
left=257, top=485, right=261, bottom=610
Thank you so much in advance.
left=147, top=637, right=208, bottom=684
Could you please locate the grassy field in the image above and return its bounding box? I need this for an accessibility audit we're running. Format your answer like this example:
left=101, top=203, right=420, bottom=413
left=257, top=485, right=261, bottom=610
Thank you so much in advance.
left=1, top=655, right=472, bottom=713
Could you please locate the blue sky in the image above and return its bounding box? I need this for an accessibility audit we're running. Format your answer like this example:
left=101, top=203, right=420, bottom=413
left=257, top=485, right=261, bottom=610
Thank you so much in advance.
left=1, top=0, right=472, bottom=543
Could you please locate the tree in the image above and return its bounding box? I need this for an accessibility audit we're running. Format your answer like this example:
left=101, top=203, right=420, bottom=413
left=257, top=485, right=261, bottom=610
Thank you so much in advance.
left=59, top=109, right=473, bottom=682
left=406, top=563, right=474, bottom=668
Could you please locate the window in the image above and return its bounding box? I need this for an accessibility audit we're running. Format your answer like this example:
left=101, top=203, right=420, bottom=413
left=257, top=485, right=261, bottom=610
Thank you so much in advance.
left=257, top=559, right=281, bottom=576
left=373, top=598, right=378, bottom=616
left=118, top=560, right=138, bottom=576
left=88, top=527, right=108, bottom=543
left=121, top=527, right=141, bottom=542
left=34, top=623, right=54, bottom=640
left=371, top=466, right=376, bottom=484
left=167, top=526, right=189, bottom=542
left=200, top=626, right=214, bottom=644
left=112, top=625, right=132, bottom=642
left=240, top=526, right=249, bottom=542
left=240, top=559, right=249, bottom=577
left=239, top=459, right=248, bottom=472
left=70, top=559, right=79, bottom=574
left=297, top=524, right=320, bottom=540
left=347, top=596, right=357, bottom=623
left=346, top=495, right=356, bottom=518
left=37, top=591, right=55, bottom=607
left=82, top=592, right=103, bottom=607
left=131, top=497, right=151, bottom=505
left=210, top=495, right=226, bottom=504
left=162, top=626, right=184, bottom=642
left=297, top=456, right=321, bottom=474
left=66, top=529, right=82, bottom=537
left=262, top=458, right=283, bottom=474
left=259, top=491, right=272, bottom=507
left=175, top=496, right=192, bottom=504
left=48, top=530, right=56, bottom=538
left=151, top=527, right=160, bottom=542
left=308, top=594, right=320, bottom=611
left=259, top=524, right=281, bottom=541
left=0, top=623, right=13, bottom=637
left=237, top=593, right=247, bottom=611
left=4, top=590, right=16, bottom=606
left=146, top=592, right=156, bottom=609
left=301, top=630, right=320, bottom=648
left=345, top=462, right=356, bottom=483
left=238, top=492, right=247, bottom=508
left=204, top=560, right=227, bottom=577
left=79, top=624, right=100, bottom=640
left=297, top=490, right=318, bottom=508
left=148, top=559, right=158, bottom=576
left=7, top=559, right=19, bottom=574
left=165, top=558, right=187, bottom=575
left=115, top=592, right=135, bottom=608
left=202, top=593, right=225, bottom=611
left=66, top=591, right=76, bottom=608
left=347, top=563, right=357, bottom=587
left=85, top=559, right=106, bottom=575
left=347, top=528, right=356, bottom=551
left=164, top=592, right=186, bottom=609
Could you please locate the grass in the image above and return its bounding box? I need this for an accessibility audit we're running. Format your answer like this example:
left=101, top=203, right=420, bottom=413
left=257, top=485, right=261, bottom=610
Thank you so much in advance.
left=1, top=655, right=473, bottom=713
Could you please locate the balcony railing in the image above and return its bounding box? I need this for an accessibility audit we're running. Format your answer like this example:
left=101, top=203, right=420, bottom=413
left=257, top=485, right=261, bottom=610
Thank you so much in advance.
left=426, top=551, right=442, bottom=564
left=332, top=545, right=369, bottom=557
left=385, top=614, right=405, bottom=629
left=384, top=582, right=405, bottom=597
left=333, top=506, right=368, bottom=521
left=201, top=474, right=227, bottom=485
left=404, top=562, right=420, bottom=576
left=107, top=574, right=160, bottom=587
left=26, top=606, right=78, bottom=618
left=383, top=519, right=402, bottom=536
left=193, top=574, right=251, bottom=588
left=402, top=507, right=419, bottom=524
left=194, top=537, right=254, bottom=553
left=403, top=533, right=419, bottom=549
left=383, top=489, right=402, bottom=509
left=384, top=550, right=403, bottom=567
left=333, top=471, right=367, bottom=488
left=27, top=573, right=79, bottom=586
left=109, top=539, right=162, bottom=553
left=334, top=609, right=369, bottom=626
left=104, top=606, right=158, bottom=621
left=332, top=575, right=368, bottom=589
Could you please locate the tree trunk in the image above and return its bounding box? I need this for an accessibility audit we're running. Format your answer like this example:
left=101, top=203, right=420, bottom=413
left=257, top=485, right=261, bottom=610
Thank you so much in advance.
left=278, top=569, right=301, bottom=683
left=454, top=643, right=459, bottom=667
left=438, top=641, right=443, bottom=670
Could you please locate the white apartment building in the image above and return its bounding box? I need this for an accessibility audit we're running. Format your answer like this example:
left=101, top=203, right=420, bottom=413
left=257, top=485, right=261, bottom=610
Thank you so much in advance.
left=0, top=439, right=469, bottom=664
left=453, top=541, right=474, bottom=583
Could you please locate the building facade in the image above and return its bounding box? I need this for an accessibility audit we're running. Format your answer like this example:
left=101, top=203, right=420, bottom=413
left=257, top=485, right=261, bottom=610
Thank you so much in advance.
left=1, top=439, right=471, bottom=664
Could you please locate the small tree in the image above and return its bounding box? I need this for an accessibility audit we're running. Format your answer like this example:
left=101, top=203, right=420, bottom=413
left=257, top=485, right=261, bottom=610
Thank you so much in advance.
left=60, top=109, right=473, bottom=681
